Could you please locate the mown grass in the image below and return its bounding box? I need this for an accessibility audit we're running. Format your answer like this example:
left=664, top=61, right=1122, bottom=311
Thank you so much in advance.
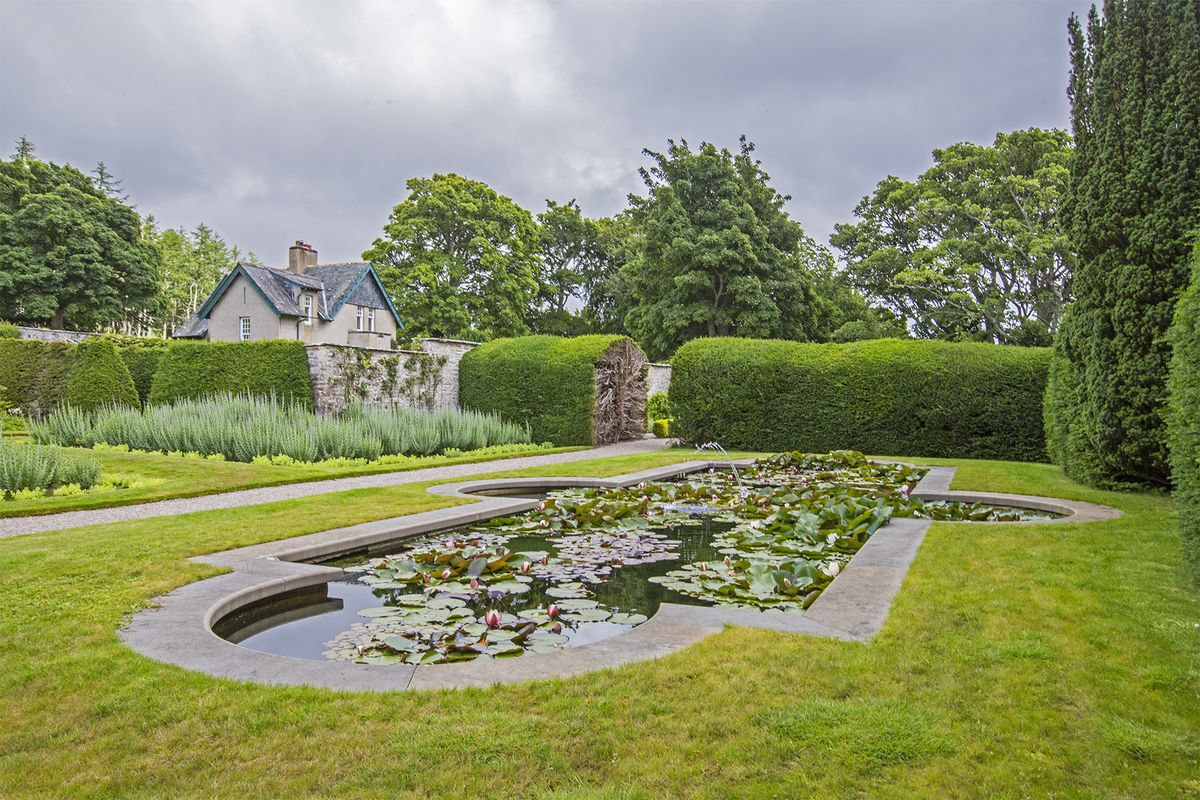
left=0, top=442, right=579, bottom=518
left=1, top=454, right=1197, bottom=798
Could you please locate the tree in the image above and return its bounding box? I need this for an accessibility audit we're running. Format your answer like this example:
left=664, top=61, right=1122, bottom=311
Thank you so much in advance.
left=623, top=137, right=826, bottom=361
left=363, top=174, right=540, bottom=339
left=530, top=199, right=602, bottom=336
left=141, top=218, right=237, bottom=337
left=830, top=128, right=1074, bottom=346
left=1045, top=0, right=1200, bottom=487
left=584, top=212, right=640, bottom=336
left=0, top=144, right=160, bottom=330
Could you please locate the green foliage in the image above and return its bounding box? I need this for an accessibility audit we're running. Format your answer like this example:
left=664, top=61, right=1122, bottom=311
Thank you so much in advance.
left=831, top=128, right=1074, bottom=346
left=114, top=340, right=169, bottom=406
left=32, top=394, right=529, bottom=463
left=533, top=199, right=604, bottom=333
left=1047, top=1, right=1200, bottom=487
left=0, top=146, right=160, bottom=329
left=363, top=173, right=540, bottom=339
left=460, top=334, right=640, bottom=445
left=62, top=338, right=138, bottom=411
left=651, top=418, right=673, bottom=438
left=646, top=392, right=670, bottom=423
left=0, top=321, right=19, bottom=339
left=1167, top=238, right=1200, bottom=583
left=148, top=340, right=314, bottom=408
left=670, top=337, right=1049, bottom=461
left=624, top=137, right=830, bottom=360
left=0, top=440, right=101, bottom=497
left=0, top=338, right=136, bottom=414
left=141, top=218, right=238, bottom=336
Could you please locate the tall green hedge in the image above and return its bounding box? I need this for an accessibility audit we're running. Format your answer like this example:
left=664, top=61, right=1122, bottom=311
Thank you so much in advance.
left=0, top=338, right=137, bottom=413
left=459, top=335, right=639, bottom=445
left=117, top=341, right=169, bottom=406
left=671, top=337, right=1050, bottom=461
left=148, top=340, right=314, bottom=409
left=1167, top=239, right=1200, bottom=584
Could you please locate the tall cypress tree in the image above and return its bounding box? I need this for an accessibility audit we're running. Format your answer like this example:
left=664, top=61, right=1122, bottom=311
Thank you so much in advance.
left=1046, top=0, right=1200, bottom=487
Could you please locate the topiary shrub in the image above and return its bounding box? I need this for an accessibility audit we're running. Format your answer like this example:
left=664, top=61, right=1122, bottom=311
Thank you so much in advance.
left=459, top=335, right=647, bottom=446
left=1167, top=237, right=1200, bottom=584
left=148, top=340, right=314, bottom=409
left=0, top=339, right=75, bottom=414
left=647, top=391, right=670, bottom=425
left=671, top=337, right=1050, bottom=461
left=63, top=338, right=139, bottom=411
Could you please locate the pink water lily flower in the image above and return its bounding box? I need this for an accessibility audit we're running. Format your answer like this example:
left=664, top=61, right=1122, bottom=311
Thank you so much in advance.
left=547, top=604, right=560, bottom=619
left=550, top=621, right=563, bottom=634
left=540, top=554, right=550, bottom=565
left=440, top=568, right=453, bottom=580
left=469, top=577, right=479, bottom=590
left=520, top=561, right=531, bottom=574
left=484, top=609, right=502, bottom=628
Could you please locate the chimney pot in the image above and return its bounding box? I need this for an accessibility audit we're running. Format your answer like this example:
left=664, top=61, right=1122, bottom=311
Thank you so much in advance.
left=288, top=240, right=318, bottom=273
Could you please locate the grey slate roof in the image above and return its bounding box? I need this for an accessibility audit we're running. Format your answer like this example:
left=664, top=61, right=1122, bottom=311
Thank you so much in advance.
left=173, top=313, right=208, bottom=338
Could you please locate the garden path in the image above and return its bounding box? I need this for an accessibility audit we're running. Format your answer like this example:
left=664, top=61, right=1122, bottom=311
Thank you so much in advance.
left=0, top=438, right=673, bottom=538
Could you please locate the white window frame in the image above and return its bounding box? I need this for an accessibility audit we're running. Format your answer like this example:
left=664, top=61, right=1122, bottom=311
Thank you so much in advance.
left=239, top=316, right=251, bottom=341
left=303, top=295, right=313, bottom=324
left=355, top=306, right=364, bottom=331
left=367, top=307, right=375, bottom=332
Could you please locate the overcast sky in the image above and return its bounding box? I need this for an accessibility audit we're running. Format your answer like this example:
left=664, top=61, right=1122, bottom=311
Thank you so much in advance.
left=1, top=0, right=1090, bottom=266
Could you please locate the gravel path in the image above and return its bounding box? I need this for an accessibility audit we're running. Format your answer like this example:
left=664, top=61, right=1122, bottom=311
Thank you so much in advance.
left=0, top=439, right=674, bottom=538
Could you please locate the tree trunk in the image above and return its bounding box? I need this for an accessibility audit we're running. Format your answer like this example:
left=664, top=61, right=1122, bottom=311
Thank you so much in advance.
left=52, top=308, right=65, bottom=330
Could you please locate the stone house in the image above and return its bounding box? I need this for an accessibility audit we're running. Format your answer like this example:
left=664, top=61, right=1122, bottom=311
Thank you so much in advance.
left=174, top=241, right=401, bottom=347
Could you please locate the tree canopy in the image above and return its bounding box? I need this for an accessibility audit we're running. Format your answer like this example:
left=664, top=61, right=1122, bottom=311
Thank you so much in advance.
left=363, top=173, right=540, bottom=339
left=140, top=218, right=239, bottom=337
left=623, top=137, right=827, bottom=361
left=831, top=128, right=1074, bottom=346
left=0, top=144, right=160, bottom=330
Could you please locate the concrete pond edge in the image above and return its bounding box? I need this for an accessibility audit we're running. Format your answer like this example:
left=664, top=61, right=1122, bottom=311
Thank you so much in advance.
left=119, top=461, right=1123, bottom=692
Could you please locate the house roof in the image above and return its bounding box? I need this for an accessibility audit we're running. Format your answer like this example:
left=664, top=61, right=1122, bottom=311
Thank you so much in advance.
left=172, top=260, right=402, bottom=338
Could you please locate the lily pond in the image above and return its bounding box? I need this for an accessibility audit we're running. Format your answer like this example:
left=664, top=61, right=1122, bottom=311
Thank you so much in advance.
left=214, top=451, right=1058, bottom=666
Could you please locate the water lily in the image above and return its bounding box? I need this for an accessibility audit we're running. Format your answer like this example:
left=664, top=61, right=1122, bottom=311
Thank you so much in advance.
left=550, top=621, right=563, bottom=634
left=547, top=604, right=560, bottom=619
left=539, top=519, right=549, bottom=527
left=420, top=572, right=431, bottom=584
left=469, top=577, right=479, bottom=589
left=484, top=609, right=502, bottom=628
left=520, top=561, right=531, bottom=574
left=540, top=554, right=549, bottom=565
left=440, top=568, right=453, bottom=580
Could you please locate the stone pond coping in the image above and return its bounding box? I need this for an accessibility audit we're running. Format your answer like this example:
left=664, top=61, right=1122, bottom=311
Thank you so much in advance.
left=119, top=461, right=1123, bottom=692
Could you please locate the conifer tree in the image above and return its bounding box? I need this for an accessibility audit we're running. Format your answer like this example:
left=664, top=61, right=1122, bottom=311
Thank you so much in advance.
left=1046, top=0, right=1200, bottom=487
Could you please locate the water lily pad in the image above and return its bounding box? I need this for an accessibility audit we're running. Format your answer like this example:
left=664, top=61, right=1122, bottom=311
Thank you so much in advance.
left=357, top=606, right=402, bottom=618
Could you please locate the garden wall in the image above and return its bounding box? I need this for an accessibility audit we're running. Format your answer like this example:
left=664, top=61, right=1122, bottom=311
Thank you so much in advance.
left=15, top=326, right=99, bottom=344
left=671, top=337, right=1050, bottom=461
left=647, top=363, right=672, bottom=398
left=305, top=344, right=453, bottom=415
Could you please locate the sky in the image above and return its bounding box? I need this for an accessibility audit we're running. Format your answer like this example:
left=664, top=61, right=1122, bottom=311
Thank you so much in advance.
left=0, top=0, right=1091, bottom=267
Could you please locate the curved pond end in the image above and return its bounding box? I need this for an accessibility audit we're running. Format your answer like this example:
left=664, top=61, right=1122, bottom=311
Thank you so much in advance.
left=119, top=461, right=1122, bottom=692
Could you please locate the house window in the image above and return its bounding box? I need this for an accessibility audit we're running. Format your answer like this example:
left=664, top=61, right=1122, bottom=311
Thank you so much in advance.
left=367, top=307, right=375, bottom=332
left=303, top=295, right=312, bottom=323
left=240, top=316, right=251, bottom=341
left=355, top=306, right=363, bottom=330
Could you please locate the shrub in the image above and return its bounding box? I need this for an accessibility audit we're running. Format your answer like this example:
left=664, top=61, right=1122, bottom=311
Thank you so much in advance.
left=1167, top=238, right=1200, bottom=584
left=459, top=335, right=646, bottom=446
left=652, top=418, right=673, bottom=438
left=0, top=338, right=138, bottom=414
left=0, top=440, right=101, bottom=498
left=0, top=321, right=19, bottom=339
left=148, top=340, right=314, bottom=409
left=647, top=392, right=670, bottom=424
left=671, top=337, right=1050, bottom=461
left=33, top=394, right=530, bottom=463
left=63, top=338, right=138, bottom=411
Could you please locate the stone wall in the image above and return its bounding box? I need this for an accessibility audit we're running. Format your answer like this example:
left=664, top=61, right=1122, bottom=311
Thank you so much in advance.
left=417, top=338, right=480, bottom=411
left=17, top=326, right=99, bottom=343
left=647, top=362, right=672, bottom=397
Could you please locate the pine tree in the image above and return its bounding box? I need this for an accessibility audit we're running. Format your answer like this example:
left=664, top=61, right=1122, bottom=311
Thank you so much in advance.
left=1046, top=0, right=1200, bottom=487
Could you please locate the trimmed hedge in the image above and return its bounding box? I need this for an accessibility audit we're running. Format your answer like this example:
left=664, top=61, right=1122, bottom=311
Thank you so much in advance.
left=1167, top=238, right=1200, bottom=584
left=0, top=338, right=137, bottom=414
left=0, top=321, right=19, bottom=339
left=148, top=340, right=314, bottom=408
left=459, top=334, right=640, bottom=446
left=671, top=337, right=1050, bottom=461
left=117, top=341, right=169, bottom=406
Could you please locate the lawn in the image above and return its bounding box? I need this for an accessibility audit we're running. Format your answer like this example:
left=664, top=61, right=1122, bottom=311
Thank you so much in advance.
left=0, top=438, right=579, bottom=518
left=1, top=452, right=1197, bottom=798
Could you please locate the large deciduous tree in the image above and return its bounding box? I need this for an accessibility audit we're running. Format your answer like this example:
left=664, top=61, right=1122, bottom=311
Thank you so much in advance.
left=830, top=128, right=1074, bottom=346
left=141, top=218, right=238, bottom=337
left=363, top=173, right=540, bottom=339
left=1045, top=0, right=1200, bottom=488
left=624, top=137, right=824, bottom=361
left=531, top=199, right=603, bottom=336
left=0, top=144, right=160, bottom=330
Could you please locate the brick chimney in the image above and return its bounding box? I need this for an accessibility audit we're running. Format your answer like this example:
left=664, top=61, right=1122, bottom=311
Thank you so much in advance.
left=288, top=240, right=318, bottom=273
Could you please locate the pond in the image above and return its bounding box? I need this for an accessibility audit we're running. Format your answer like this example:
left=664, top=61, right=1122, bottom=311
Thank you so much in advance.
left=213, top=450, right=1059, bottom=666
